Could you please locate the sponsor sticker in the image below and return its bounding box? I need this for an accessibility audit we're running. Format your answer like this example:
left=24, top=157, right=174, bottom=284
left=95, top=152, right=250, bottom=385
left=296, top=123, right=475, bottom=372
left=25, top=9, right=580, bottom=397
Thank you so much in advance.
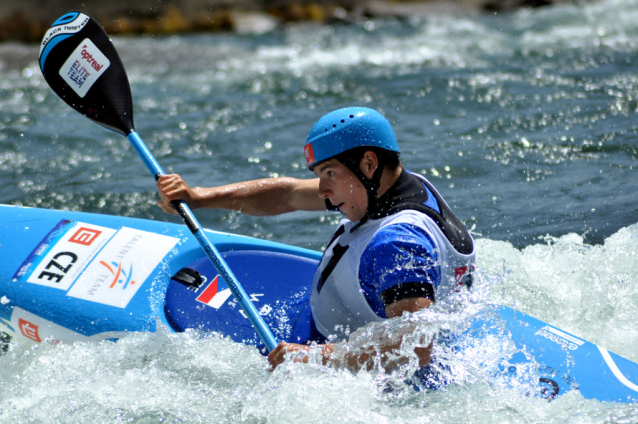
left=67, top=227, right=178, bottom=308
left=536, top=326, right=585, bottom=351
left=59, top=38, right=110, bottom=98
left=11, top=307, right=89, bottom=344
left=304, top=143, right=315, bottom=166
left=18, top=318, right=42, bottom=342
left=454, top=264, right=474, bottom=292
left=14, top=220, right=178, bottom=309
left=16, top=221, right=116, bottom=291
left=69, top=226, right=103, bottom=245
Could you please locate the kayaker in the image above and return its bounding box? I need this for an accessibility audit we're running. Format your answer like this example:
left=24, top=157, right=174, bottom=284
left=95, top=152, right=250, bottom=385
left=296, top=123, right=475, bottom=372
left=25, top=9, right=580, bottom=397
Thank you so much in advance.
left=157, top=107, right=475, bottom=374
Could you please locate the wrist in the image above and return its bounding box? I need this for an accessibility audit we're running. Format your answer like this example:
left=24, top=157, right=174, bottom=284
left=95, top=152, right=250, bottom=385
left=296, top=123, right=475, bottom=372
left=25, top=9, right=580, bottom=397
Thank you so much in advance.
left=321, top=344, right=334, bottom=366
left=190, top=187, right=205, bottom=209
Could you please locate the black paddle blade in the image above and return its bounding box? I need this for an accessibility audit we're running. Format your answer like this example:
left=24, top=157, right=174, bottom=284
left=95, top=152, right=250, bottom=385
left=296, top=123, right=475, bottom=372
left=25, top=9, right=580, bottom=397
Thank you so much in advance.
left=39, top=11, right=134, bottom=136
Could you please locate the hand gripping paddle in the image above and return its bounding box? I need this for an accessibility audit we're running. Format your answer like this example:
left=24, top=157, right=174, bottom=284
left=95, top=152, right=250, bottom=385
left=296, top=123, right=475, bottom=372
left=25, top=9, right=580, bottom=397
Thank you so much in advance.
left=39, top=11, right=278, bottom=352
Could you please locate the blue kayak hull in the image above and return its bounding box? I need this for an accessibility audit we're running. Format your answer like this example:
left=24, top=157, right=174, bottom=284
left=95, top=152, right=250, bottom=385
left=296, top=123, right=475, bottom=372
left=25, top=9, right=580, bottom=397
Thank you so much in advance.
left=1, top=204, right=637, bottom=403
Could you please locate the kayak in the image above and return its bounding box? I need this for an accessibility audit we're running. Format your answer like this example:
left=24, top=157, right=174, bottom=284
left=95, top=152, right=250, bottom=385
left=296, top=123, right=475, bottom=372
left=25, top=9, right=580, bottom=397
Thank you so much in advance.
left=1, top=204, right=637, bottom=403
left=0, top=204, right=319, bottom=347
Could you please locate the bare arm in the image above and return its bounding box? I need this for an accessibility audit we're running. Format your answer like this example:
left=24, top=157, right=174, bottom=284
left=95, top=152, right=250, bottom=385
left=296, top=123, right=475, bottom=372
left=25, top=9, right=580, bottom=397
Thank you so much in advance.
left=268, top=297, right=434, bottom=372
left=157, top=174, right=326, bottom=216
left=342, top=297, right=433, bottom=371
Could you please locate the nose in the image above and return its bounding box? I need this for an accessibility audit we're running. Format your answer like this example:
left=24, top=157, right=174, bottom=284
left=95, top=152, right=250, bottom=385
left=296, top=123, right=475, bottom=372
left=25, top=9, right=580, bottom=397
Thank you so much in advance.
left=318, top=178, right=332, bottom=199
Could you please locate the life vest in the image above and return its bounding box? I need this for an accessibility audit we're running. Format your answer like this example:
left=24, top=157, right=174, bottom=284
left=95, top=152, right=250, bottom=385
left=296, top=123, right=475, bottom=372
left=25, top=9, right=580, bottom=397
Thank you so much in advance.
left=310, top=171, right=475, bottom=341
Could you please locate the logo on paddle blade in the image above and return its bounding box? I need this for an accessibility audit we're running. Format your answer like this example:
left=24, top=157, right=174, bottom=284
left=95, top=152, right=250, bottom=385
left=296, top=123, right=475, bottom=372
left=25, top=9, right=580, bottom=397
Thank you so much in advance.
left=59, top=38, right=110, bottom=98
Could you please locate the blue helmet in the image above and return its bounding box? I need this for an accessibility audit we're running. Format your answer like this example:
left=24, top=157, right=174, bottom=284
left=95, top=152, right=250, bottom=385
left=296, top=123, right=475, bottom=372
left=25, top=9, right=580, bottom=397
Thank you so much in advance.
left=304, top=107, right=399, bottom=170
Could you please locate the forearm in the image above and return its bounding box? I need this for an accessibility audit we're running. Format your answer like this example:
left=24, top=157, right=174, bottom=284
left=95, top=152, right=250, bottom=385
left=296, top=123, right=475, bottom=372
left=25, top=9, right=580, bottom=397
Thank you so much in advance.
left=329, top=340, right=432, bottom=373
left=268, top=334, right=432, bottom=372
left=329, top=299, right=435, bottom=372
left=191, top=177, right=323, bottom=216
left=268, top=302, right=435, bottom=372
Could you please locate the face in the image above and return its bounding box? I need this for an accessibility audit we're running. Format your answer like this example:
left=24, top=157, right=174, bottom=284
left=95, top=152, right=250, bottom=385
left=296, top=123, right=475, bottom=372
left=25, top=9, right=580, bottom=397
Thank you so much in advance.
left=314, top=159, right=368, bottom=222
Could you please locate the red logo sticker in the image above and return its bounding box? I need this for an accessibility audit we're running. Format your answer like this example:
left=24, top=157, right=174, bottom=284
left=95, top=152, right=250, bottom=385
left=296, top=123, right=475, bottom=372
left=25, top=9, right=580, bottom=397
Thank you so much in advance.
left=196, top=275, right=220, bottom=304
left=455, top=266, right=468, bottom=281
left=69, top=227, right=102, bottom=246
left=19, top=318, right=42, bottom=342
left=304, top=143, right=315, bottom=166
left=454, top=265, right=474, bottom=292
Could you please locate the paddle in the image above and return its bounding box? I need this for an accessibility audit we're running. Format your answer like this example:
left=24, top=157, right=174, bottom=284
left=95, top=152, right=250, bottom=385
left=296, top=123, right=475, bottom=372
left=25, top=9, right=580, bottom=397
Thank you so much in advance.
left=38, top=11, right=278, bottom=352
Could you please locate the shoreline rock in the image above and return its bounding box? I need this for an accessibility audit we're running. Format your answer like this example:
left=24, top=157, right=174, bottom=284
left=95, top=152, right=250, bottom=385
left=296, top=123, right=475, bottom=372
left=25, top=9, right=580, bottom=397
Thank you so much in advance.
left=0, top=0, right=596, bottom=42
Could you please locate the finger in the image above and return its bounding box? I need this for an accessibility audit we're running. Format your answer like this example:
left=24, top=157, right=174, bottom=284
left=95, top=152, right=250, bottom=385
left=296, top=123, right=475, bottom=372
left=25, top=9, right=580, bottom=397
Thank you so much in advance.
left=156, top=200, right=177, bottom=215
left=156, top=174, right=173, bottom=188
left=268, top=355, right=283, bottom=372
left=160, top=179, right=178, bottom=194
left=159, top=174, right=182, bottom=190
left=268, top=343, right=285, bottom=362
left=268, top=344, right=288, bottom=370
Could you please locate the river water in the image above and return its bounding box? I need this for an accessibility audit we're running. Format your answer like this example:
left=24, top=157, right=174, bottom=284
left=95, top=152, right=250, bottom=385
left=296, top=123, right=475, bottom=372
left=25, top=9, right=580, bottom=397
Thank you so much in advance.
left=1, top=0, right=637, bottom=422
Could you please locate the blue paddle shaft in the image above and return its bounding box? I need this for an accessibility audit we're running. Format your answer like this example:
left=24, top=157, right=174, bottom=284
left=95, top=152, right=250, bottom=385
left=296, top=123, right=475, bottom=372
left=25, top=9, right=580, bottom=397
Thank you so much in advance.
left=127, top=130, right=278, bottom=351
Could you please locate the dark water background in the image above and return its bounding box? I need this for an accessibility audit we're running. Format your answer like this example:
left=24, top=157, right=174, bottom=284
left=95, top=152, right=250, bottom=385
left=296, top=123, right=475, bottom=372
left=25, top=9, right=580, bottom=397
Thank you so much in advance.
left=1, top=1, right=637, bottom=422
left=1, top=0, right=636, bottom=251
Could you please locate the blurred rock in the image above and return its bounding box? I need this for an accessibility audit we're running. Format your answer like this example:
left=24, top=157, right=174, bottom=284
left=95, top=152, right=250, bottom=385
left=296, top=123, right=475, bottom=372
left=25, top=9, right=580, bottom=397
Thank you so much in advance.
left=0, top=0, right=598, bottom=42
left=230, top=11, right=280, bottom=34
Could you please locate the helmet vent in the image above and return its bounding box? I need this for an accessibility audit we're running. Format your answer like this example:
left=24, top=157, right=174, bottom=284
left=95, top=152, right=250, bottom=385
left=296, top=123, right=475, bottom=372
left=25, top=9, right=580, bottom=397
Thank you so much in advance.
left=325, top=117, right=353, bottom=132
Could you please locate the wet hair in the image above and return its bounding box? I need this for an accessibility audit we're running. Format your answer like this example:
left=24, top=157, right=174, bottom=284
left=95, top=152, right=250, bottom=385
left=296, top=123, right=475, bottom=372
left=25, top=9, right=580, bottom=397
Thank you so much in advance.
left=334, top=146, right=401, bottom=174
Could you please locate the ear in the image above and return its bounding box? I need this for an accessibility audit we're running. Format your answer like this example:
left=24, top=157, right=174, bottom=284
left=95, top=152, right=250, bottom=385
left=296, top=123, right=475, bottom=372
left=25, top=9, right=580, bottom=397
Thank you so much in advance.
left=359, top=150, right=379, bottom=179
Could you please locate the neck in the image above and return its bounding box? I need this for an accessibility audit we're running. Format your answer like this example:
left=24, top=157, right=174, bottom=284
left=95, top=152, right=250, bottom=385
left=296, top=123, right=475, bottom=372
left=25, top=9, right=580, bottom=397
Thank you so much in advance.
left=376, top=165, right=403, bottom=198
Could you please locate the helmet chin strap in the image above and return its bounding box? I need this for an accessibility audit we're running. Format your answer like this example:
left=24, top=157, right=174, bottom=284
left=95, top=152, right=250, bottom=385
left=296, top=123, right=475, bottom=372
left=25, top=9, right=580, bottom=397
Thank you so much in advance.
left=362, top=166, right=385, bottom=218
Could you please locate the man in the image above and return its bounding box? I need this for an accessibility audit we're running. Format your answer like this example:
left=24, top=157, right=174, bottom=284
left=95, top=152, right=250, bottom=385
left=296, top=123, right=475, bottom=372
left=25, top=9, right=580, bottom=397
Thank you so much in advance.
left=157, top=107, right=475, bottom=374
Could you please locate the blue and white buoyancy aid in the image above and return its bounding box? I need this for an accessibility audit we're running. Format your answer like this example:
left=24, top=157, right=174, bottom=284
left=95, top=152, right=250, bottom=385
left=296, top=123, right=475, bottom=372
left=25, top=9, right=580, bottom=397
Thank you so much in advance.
left=310, top=170, right=475, bottom=341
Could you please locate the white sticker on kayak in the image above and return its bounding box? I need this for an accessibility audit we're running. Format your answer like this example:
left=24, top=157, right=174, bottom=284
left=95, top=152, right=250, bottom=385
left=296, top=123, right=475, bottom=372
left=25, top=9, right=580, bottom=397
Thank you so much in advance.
left=20, top=221, right=116, bottom=291
left=59, top=38, right=110, bottom=98
left=15, top=220, right=178, bottom=309
left=9, top=307, right=90, bottom=344
left=536, top=326, right=585, bottom=351
left=6, top=307, right=131, bottom=344
left=66, top=227, right=178, bottom=308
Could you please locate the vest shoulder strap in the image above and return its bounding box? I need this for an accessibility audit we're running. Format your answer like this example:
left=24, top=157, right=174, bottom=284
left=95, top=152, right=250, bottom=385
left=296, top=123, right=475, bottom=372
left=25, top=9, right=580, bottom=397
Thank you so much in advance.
left=371, top=171, right=474, bottom=255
